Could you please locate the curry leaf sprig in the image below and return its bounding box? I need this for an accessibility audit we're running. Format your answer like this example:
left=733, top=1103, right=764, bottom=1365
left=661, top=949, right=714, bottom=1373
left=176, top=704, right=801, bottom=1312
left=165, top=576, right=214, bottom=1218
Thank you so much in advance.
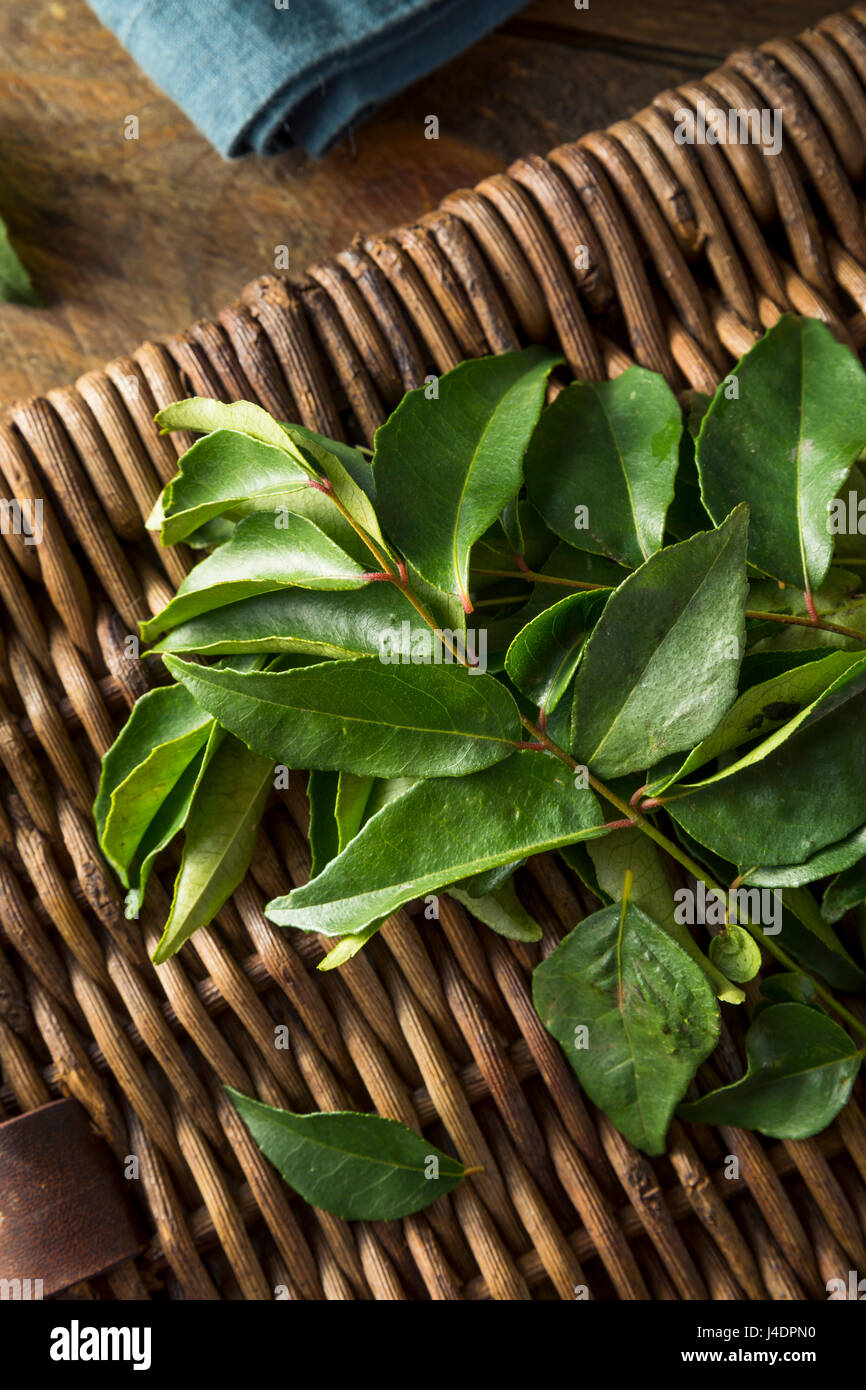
left=93, top=317, right=866, bottom=1217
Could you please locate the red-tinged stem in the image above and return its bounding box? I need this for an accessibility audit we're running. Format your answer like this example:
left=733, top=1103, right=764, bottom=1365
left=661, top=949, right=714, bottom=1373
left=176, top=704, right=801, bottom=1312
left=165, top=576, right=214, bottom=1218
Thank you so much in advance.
left=392, top=580, right=472, bottom=666
left=521, top=715, right=866, bottom=1038
left=473, top=564, right=866, bottom=645
left=307, top=478, right=333, bottom=494
left=362, top=571, right=392, bottom=582
left=320, top=487, right=397, bottom=580
left=602, top=818, right=638, bottom=831
left=745, top=607, right=866, bottom=642
left=395, top=556, right=866, bottom=1040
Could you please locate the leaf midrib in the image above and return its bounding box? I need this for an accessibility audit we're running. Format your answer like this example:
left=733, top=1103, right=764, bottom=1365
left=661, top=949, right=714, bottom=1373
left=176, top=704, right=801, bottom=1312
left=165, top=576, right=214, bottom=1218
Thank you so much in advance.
left=591, top=382, right=649, bottom=563
left=585, top=522, right=738, bottom=766
left=170, top=479, right=308, bottom=527
left=451, top=388, right=513, bottom=601
left=167, top=760, right=271, bottom=929
left=795, top=327, right=810, bottom=593
left=274, top=1121, right=463, bottom=1177
left=699, top=1050, right=860, bottom=1101
left=288, top=824, right=609, bottom=915
left=615, top=905, right=653, bottom=1144
left=173, top=569, right=364, bottom=605
left=185, top=669, right=518, bottom=747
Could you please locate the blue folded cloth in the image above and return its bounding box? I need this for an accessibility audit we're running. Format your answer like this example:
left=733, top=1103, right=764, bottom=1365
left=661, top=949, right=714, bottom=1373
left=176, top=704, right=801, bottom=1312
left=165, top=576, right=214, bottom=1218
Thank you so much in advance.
left=90, top=0, right=527, bottom=158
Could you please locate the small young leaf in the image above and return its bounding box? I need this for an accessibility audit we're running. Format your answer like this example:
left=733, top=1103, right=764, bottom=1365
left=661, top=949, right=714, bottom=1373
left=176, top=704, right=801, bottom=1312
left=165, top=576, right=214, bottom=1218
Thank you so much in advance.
left=163, top=655, right=522, bottom=779
left=318, top=921, right=385, bottom=971
left=533, top=898, right=719, bottom=1155
left=696, top=316, right=866, bottom=592
left=571, top=507, right=748, bottom=777
left=374, top=346, right=560, bottom=609
left=141, top=512, right=369, bottom=641
left=504, top=589, right=608, bottom=719
left=708, top=926, right=762, bottom=983
left=677, top=1003, right=862, bottom=1139
left=663, top=824, right=866, bottom=992
left=525, top=366, right=682, bottom=567
left=267, top=752, right=607, bottom=936
left=152, top=735, right=273, bottom=963
left=227, top=1090, right=466, bottom=1219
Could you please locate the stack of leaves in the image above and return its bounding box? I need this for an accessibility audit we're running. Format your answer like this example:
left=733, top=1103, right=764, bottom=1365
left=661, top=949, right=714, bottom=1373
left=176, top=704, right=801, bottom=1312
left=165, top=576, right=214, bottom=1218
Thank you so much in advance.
left=95, top=316, right=866, bottom=1220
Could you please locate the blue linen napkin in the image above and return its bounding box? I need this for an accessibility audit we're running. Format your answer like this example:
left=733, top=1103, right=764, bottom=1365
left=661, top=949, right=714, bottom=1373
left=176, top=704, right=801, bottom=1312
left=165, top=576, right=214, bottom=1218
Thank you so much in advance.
left=89, top=0, right=528, bottom=158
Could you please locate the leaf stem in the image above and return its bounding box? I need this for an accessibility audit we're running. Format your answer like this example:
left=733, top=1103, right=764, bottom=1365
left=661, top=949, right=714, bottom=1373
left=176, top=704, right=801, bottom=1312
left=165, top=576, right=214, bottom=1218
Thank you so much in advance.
left=744, top=608, right=866, bottom=643
left=471, top=594, right=527, bottom=608
left=390, top=565, right=866, bottom=1042
left=393, top=580, right=476, bottom=667
left=470, top=566, right=607, bottom=591
left=325, top=489, right=398, bottom=580
left=516, top=713, right=866, bottom=1041
left=472, top=566, right=866, bottom=645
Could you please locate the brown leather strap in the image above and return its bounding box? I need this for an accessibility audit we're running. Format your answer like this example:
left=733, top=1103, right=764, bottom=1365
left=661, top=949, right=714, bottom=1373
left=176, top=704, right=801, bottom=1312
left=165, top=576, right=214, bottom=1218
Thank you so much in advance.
left=0, top=1098, right=145, bottom=1297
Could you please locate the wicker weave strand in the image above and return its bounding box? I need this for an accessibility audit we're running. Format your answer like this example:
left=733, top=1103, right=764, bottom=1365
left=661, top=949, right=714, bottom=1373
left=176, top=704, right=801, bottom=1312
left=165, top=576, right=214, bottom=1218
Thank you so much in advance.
left=4, top=7, right=866, bottom=1300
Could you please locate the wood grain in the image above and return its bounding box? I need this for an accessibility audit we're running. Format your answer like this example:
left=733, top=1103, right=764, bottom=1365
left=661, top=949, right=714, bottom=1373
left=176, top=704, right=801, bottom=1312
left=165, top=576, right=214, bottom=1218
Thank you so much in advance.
left=519, top=0, right=844, bottom=58
left=0, top=0, right=835, bottom=405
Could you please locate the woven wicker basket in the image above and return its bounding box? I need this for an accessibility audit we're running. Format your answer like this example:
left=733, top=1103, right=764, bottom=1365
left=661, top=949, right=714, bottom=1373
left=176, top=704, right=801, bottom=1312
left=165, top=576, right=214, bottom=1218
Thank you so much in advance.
left=3, top=4, right=866, bottom=1303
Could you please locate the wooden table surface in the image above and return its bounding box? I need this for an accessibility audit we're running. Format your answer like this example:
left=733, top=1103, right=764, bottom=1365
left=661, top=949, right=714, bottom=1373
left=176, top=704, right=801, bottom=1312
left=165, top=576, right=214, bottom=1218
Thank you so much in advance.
left=0, top=0, right=842, bottom=406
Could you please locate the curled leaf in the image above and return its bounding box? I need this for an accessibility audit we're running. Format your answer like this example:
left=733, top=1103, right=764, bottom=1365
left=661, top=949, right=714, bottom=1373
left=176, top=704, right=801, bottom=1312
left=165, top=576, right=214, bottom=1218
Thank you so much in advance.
left=678, top=1003, right=862, bottom=1140
left=708, top=926, right=762, bottom=983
